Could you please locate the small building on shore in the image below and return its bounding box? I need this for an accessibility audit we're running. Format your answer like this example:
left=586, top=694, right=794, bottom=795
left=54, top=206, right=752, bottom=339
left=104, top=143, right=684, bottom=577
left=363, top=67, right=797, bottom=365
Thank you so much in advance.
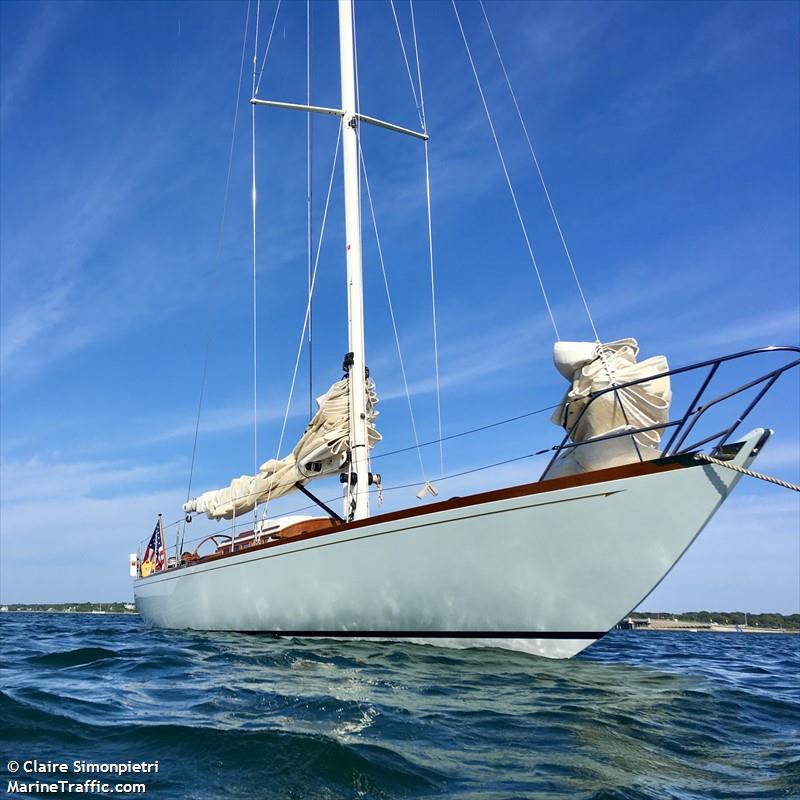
left=616, top=617, right=651, bottom=630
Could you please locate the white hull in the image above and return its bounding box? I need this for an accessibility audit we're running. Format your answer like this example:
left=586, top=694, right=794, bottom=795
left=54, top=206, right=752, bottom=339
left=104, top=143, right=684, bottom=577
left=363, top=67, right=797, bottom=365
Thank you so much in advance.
left=135, top=430, right=767, bottom=658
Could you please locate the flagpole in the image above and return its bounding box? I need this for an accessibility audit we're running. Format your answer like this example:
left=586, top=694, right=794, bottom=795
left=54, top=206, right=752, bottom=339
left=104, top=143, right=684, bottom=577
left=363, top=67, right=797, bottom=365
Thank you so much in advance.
left=158, top=513, right=165, bottom=572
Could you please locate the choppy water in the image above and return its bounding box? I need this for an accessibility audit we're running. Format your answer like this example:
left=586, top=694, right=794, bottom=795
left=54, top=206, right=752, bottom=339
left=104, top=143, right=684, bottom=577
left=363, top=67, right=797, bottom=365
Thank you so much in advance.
left=1, top=613, right=798, bottom=799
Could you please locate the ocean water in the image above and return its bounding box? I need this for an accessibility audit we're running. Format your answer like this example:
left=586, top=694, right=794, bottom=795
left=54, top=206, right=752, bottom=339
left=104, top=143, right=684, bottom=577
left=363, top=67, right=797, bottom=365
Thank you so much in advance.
left=1, top=614, right=798, bottom=799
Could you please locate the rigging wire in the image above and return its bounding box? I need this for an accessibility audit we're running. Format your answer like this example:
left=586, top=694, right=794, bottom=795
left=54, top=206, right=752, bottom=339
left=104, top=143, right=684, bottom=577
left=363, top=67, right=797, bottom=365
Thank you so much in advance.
left=371, top=401, right=560, bottom=461
left=475, top=3, right=625, bottom=406
left=388, top=0, right=422, bottom=126
left=163, top=395, right=567, bottom=552
left=387, top=0, right=445, bottom=476
left=167, top=398, right=561, bottom=545
left=179, top=0, right=252, bottom=557
left=478, top=0, right=599, bottom=343
left=251, top=0, right=261, bottom=531
left=254, top=0, right=283, bottom=96
left=451, top=0, right=560, bottom=340
left=306, top=0, right=313, bottom=418
left=359, top=145, right=429, bottom=486
left=377, top=450, right=548, bottom=495
left=467, top=1, right=634, bottom=444
left=473, top=4, right=621, bottom=401
left=173, top=3, right=650, bottom=551
left=261, top=124, right=343, bottom=518
left=178, top=3, right=584, bottom=545
left=410, top=0, right=445, bottom=477
left=168, top=433, right=800, bottom=555
left=167, top=442, right=554, bottom=552
left=472, top=4, right=623, bottom=401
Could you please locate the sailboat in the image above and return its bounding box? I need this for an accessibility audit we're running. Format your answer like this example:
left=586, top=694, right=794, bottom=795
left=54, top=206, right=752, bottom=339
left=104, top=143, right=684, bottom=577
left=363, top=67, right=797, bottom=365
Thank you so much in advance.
left=133, top=0, right=799, bottom=659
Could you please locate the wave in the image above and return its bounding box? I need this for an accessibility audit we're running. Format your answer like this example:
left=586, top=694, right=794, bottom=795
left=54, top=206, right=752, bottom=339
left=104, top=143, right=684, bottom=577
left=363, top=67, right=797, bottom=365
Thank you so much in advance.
left=0, top=692, right=443, bottom=796
left=26, top=647, right=122, bottom=667
left=2, top=615, right=799, bottom=800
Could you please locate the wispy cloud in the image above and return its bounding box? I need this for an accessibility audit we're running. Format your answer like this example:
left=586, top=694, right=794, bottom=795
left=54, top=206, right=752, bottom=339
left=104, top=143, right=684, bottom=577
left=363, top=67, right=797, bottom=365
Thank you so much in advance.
left=0, top=1, right=76, bottom=127
left=0, top=1, right=795, bottom=611
left=0, top=454, right=186, bottom=602
left=0, top=456, right=183, bottom=505
left=756, top=440, right=800, bottom=476
left=573, top=2, right=792, bottom=144
left=640, top=491, right=800, bottom=613
left=375, top=259, right=718, bottom=407
left=0, top=138, right=165, bottom=380
left=141, top=399, right=293, bottom=445
left=683, top=309, right=799, bottom=353
left=0, top=279, right=75, bottom=365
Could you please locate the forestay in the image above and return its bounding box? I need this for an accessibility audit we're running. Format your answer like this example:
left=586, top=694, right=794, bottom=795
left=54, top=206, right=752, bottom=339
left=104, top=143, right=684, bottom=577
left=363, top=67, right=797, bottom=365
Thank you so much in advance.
left=184, top=377, right=380, bottom=520
left=548, top=339, right=671, bottom=477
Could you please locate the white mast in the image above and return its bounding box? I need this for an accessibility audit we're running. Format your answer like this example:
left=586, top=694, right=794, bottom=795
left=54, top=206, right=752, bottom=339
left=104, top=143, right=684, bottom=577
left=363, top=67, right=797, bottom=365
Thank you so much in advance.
left=246, top=0, right=426, bottom=522
left=338, top=0, right=370, bottom=521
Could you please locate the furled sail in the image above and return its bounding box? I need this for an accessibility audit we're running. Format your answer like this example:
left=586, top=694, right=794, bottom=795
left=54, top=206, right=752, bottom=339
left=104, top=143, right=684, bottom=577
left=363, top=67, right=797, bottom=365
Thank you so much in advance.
left=184, top=377, right=380, bottom=520
left=547, top=339, right=671, bottom=477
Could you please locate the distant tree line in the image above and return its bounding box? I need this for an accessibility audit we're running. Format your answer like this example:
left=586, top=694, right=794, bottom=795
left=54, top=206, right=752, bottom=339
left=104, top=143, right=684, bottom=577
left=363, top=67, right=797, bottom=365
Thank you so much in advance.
left=635, top=611, right=799, bottom=630
left=3, top=602, right=135, bottom=613
left=3, top=605, right=796, bottom=629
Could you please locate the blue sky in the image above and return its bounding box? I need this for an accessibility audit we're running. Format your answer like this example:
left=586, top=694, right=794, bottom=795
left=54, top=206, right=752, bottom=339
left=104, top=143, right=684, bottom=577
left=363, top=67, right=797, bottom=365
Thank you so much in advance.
left=1, top=0, right=798, bottom=612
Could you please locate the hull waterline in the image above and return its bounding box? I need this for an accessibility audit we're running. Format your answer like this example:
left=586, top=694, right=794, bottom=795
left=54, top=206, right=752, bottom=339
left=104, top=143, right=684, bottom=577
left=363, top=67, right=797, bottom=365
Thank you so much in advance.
left=135, top=429, right=768, bottom=658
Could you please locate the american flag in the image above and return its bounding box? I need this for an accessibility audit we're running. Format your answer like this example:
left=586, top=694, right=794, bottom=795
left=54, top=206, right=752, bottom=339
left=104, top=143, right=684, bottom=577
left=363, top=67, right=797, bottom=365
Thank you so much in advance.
left=143, top=516, right=166, bottom=572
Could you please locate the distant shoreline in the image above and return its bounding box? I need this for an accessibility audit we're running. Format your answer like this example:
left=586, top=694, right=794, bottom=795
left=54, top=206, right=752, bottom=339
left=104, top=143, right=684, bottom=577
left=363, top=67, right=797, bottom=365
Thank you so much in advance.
left=1, top=603, right=136, bottom=615
left=1, top=609, right=137, bottom=615
left=1, top=605, right=798, bottom=634
left=622, top=618, right=797, bottom=635
left=629, top=610, right=799, bottom=631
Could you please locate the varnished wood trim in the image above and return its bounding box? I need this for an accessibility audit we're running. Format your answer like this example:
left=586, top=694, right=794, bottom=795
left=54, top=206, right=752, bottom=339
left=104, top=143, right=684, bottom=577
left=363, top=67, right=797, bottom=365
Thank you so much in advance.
left=336, top=455, right=690, bottom=533
left=214, top=517, right=335, bottom=555
left=137, top=455, right=695, bottom=582
left=139, top=489, right=619, bottom=585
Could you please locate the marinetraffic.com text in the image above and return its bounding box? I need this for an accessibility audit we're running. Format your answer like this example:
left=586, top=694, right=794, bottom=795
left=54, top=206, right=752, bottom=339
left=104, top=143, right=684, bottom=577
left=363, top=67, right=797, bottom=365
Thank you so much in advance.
left=5, top=759, right=157, bottom=795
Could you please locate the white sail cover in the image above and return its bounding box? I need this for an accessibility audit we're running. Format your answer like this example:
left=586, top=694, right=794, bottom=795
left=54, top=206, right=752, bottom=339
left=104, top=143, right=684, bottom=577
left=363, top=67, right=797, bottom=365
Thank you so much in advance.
left=184, top=377, right=380, bottom=520
left=547, top=339, right=671, bottom=477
